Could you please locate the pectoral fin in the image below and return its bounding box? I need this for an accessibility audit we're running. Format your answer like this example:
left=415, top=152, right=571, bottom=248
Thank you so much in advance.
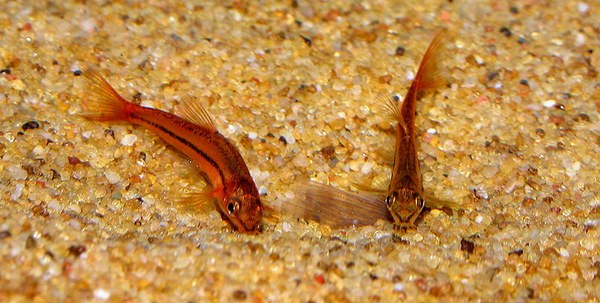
left=282, top=179, right=392, bottom=229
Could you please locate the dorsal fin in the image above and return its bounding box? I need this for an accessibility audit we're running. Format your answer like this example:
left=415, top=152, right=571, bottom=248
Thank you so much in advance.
left=380, top=94, right=409, bottom=135
left=176, top=95, right=216, bottom=131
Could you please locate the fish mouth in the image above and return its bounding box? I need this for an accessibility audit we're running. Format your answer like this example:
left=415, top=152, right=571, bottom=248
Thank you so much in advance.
left=242, top=225, right=262, bottom=234
left=229, top=216, right=262, bottom=234
left=393, top=221, right=417, bottom=231
left=232, top=222, right=261, bottom=234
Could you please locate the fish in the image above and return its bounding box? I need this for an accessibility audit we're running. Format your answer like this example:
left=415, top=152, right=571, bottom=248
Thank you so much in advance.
left=78, top=66, right=264, bottom=233
left=283, top=32, right=448, bottom=230
left=384, top=32, right=446, bottom=230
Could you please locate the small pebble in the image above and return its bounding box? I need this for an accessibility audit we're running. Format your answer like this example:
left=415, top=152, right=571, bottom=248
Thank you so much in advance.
left=499, top=27, right=512, bottom=37
left=578, top=2, right=589, bottom=15
left=481, top=165, right=499, bottom=178
left=292, top=153, right=310, bottom=167
left=361, top=162, right=373, bottom=174
left=227, top=124, right=241, bottom=135
left=259, top=186, right=268, bottom=195
left=542, top=99, right=557, bottom=108
left=68, top=245, right=87, bottom=257
left=82, top=131, right=92, bottom=139
left=68, top=156, right=82, bottom=165
left=120, top=134, right=138, bottom=146
left=22, top=121, right=40, bottom=130
left=69, top=219, right=82, bottom=230
left=105, top=171, right=121, bottom=184
left=282, top=221, right=291, bottom=232
left=0, top=230, right=11, bottom=239
left=232, top=289, right=247, bottom=300
left=93, top=288, right=111, bottom=300
left=395, top=46, right=405, bottom=56
left=8, top=165, right=28, bottom=180
left=393, top=283, right=405, bottom=292
left=474, top=187, right=489, bottom=200
left=10, top=183, right=24, bottom=201
left=280, top=133, right=295, bottom=144
left=575, top=33, right=586, bottom=47
left=461, top=239, right=475, bottom=254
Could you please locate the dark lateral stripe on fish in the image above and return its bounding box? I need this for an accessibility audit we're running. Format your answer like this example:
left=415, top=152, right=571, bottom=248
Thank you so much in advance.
left=133, top=113, right=227, bottom=194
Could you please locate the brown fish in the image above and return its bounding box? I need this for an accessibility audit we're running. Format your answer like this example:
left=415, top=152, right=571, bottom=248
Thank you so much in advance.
left=384, top=32, right=446, bottom=229
left=284, top=32, right=448, bottom=230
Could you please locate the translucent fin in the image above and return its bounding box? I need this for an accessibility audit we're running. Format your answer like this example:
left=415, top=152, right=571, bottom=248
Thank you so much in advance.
left=423, top=194, right=462, bottom=213
left=374, top=145, right=395, bottom=165
left=282, top=180, right=391, bottom=229
left=173, top=182, right=216, bottom=214
left=352, top=174, right=389, bottom=193
left=175, top=95, right=216, bottom=131
left=79, top=65, right=131, bottom=121
left=261, top=204, right=279, bottom=225
left=375, top=93, right=408, bottom=134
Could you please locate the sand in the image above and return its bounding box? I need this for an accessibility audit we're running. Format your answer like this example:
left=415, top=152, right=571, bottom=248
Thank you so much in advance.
left=1, top=0, right=599, bottom=302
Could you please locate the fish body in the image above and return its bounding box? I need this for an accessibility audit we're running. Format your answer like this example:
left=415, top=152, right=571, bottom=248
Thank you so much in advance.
left=385, top=32, right=446, bottom=229
left=79, top=68, right=263, bottom=233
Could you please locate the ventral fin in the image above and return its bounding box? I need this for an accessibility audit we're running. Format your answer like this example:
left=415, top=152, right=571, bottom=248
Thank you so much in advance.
left=176, top=95, right=216, bottom=131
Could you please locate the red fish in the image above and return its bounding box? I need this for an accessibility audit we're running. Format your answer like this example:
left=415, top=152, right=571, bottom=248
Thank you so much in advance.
left=79, top=67, right=263, bottom=233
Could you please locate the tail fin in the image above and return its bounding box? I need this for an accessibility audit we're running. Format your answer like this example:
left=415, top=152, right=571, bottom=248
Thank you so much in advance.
left=413, top=31, right=447, bottom=97
left=78, top=65, right=132, bottom=121
left=400, top=31, right=448, bottom=125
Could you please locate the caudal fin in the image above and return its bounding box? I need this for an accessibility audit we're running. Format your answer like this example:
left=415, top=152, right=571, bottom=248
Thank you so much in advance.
left=79, top=65, right=132, bottom=121
left=399, top=31, right=448, bottom=126
left=413, top=31, right=447, bottom=96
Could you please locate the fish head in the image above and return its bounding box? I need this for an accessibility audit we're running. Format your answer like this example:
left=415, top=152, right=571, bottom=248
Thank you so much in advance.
left=220, top=181, right=263, bottom=233
left=385, top=188, right=425, bottom=229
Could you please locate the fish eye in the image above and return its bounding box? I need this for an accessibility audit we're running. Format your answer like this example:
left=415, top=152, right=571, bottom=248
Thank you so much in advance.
left=227, top=199, right=240, bottom=214
left=415, top=196, right=424, bottom=209
left=385, top=196, right=393, bottom=206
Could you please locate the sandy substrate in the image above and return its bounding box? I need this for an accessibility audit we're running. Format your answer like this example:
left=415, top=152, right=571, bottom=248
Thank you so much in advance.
left=1, top=0, right=599, bottom=302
